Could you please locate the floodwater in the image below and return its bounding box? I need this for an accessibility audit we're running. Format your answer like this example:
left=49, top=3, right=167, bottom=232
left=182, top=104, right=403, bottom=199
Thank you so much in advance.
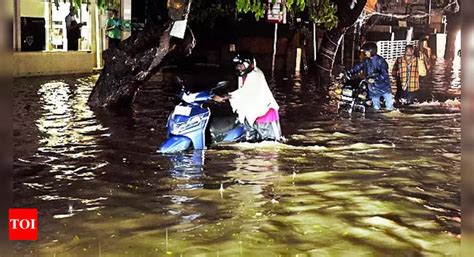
left=13, top=58, right=461, bottom=256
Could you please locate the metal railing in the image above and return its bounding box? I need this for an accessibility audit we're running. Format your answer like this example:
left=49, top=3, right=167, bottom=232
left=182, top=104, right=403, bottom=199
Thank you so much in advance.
left=377, top=40, right=419, bottom=61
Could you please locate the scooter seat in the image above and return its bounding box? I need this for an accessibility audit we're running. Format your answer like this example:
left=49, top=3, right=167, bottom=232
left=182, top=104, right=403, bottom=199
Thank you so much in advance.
left=209, top=115, right=238, bottom=136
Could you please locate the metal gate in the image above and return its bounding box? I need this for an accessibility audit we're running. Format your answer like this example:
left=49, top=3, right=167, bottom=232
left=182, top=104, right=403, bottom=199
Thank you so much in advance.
left=377, top=40, right=419, bottom=61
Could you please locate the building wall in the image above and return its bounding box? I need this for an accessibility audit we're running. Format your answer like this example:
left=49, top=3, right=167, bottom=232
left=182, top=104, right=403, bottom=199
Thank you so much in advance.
left=13, top=51, right=95, bottom=77
left=6, top=0, right=14, bottom=16
left=20, top=0, right=44, bottom=18
left=12, top=0, right=104, bottom=77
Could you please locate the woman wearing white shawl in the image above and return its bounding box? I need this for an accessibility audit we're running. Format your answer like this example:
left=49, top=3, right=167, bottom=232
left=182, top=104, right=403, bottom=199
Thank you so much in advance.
left=213, top=52, right=281, bottom=141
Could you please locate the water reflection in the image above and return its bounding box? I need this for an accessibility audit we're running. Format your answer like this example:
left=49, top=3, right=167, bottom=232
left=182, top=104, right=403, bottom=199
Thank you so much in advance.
left=429, top=58, right=461, bottom=100
left=166, top=150, right=205, bottom=190
left=13, top=60, right=460, bottom=256
left=14, top=76, right=109, bottom=222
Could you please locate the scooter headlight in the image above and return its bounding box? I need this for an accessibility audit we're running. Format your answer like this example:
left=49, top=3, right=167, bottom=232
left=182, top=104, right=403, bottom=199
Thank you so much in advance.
left=169, top=118, right=181, bottom=133
left=169, top=113, right=207, bottom=134
left=187, top=115, right=202, bottom=128
left=342, top=88, right=353, bottom=97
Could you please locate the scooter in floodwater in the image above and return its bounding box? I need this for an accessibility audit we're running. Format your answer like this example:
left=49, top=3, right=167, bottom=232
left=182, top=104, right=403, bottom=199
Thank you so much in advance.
left=335, top=74, right=375, bottom=114
left=159, top=80, right=245, bottom=153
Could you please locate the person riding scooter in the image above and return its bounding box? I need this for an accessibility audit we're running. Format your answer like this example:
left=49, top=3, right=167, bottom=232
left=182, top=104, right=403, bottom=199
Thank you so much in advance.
left=340, top=42, right=394, bottom=111
left=213, top=52, right=282, bottom=141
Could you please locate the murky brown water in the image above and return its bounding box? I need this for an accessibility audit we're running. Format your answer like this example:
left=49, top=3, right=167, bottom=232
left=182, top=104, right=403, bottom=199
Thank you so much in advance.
left=13, top=59, right=461, bottom=256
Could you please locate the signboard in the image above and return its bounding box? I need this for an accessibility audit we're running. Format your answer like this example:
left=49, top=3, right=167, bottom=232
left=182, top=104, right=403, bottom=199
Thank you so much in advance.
left=267, top=0, right=286, bottom=24
left=168, top=0, right=191, bottom=38
left=170, top=20, right=187, bottom=39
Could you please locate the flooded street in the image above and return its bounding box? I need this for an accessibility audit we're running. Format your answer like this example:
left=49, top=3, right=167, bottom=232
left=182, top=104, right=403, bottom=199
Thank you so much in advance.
left=13, top=59, right=461, bottom=256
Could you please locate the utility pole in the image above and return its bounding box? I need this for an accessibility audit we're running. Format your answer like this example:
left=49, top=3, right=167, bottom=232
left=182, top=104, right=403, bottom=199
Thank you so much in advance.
left=271, top=23, right=278, bottom=75
left=428, top=0, right=432, bottom=25
left=340, top=35, right=344, bottom=65
left=313, top=22, right=317, bottom=62
left=13, top=0, right=21, bottom=51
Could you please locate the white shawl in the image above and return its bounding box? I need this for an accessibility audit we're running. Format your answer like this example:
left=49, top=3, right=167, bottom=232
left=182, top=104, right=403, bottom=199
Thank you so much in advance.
left=229, top=67, right=279, bottom=125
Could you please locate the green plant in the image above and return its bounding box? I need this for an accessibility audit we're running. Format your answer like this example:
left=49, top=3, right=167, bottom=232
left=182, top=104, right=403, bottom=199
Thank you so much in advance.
left=236, top=0, right=339, bottom=29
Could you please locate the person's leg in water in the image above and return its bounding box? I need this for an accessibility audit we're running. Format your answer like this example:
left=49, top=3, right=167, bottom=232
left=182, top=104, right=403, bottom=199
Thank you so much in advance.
left=383, top=92, right=394, bottom=110
left=243, top=120, right=260, bottom=142
left=254, top=108, right=281, bottom=141
left=108, top=37, right=113, bottom=48
left=113, top=38, right=120, bottom=48
left=407, top=90, right=419, bottom=104
left=243, top=120, right=282, bottom=142
left=400, top=89, right=419, bottom=105
left=395, top=81, right=403, bottom=105
left=399, top=88, right=411, bottom=105
left=108, top=37, right=120, bottom=49
left=270, top=120, right=282, bottom=140
left=370, top=94, right=381, bottom=110
left=254, top=120, right=282, bottom=141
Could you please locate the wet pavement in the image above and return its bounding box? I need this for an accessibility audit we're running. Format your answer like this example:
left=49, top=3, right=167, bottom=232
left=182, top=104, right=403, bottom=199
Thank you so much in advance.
left=13, top=58, right=461, bottom=256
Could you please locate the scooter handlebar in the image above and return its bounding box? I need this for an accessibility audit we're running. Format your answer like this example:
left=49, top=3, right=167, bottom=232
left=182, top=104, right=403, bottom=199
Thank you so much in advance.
left=181, top=90, right=213, bottom=104
left=180, top=80, right=231, bottom=104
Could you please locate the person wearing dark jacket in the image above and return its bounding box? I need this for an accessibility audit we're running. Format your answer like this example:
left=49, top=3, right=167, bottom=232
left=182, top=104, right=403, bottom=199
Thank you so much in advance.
left=65, top=7, right=86, bottom=51
left=341, top=42, right=394, bottom=111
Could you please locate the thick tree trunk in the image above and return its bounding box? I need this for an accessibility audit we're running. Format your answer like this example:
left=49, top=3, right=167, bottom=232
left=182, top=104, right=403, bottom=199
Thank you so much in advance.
left=444, top=0, right=461, bottom=61
left=444, top=14, right=460, bottom=61
left=315, top=29, right=344, bottom=75
left=315, top=0, right=367, bottom=78
left=88, top=0, right=195, bottom=109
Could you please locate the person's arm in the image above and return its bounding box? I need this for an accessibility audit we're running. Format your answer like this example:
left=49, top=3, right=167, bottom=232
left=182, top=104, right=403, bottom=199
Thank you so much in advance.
left=212, top=95, right=230, bottom=102
left=345, top=61, right=366, bottom=79
left=67, top=18, right=86, bottom=30
left=105, top=19, right=114, bottom=31
left=70, top=23, right=85, bottom=30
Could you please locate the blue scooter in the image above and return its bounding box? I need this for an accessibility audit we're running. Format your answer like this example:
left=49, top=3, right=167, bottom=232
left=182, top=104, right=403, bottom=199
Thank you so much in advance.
left=159, top=81, right=246, bottom=153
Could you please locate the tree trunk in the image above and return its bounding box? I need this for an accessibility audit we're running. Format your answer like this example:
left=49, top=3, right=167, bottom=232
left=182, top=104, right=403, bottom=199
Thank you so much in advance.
left=444, top=0, right=461, bottom=61
left=315, top=29, right=344, bottom=75
left=444, top=14, right=460, bottom=61
left=315, top=0, right=367, bottom=78
left=88, top=0, right=195, bottom=109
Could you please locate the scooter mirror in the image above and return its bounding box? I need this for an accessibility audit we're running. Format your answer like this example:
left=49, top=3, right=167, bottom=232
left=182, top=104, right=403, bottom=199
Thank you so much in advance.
left=216, top=81, right=230, bottom=89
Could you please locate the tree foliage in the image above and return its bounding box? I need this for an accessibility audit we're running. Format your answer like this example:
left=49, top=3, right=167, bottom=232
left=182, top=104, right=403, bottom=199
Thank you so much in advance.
left=236, top=0, right=266, bottom=19
left=307, top=0, right=338, bottom=29
left=189, top=0, right=237, bottom=27
left=53, top=0, right=340, bottom=30
left=51, top=0, right=119, bottom=11
left=236, top=0, right=339, bottom=29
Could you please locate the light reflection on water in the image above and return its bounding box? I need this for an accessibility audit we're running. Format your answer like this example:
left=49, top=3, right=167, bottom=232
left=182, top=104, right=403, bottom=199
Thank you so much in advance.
left=13, top=60, right=460, bottom=256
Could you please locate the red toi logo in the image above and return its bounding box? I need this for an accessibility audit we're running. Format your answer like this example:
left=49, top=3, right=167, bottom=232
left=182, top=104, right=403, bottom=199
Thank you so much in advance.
left=9, top=208, right=38, bottom=241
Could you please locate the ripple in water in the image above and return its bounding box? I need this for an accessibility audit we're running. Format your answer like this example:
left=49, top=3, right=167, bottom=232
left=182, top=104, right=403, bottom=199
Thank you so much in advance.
left=13, top=62, right=460, bottom=256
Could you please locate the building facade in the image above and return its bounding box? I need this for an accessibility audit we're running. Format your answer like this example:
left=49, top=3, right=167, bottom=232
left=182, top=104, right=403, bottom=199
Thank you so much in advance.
left=12, top=0, right=131, bottom=77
